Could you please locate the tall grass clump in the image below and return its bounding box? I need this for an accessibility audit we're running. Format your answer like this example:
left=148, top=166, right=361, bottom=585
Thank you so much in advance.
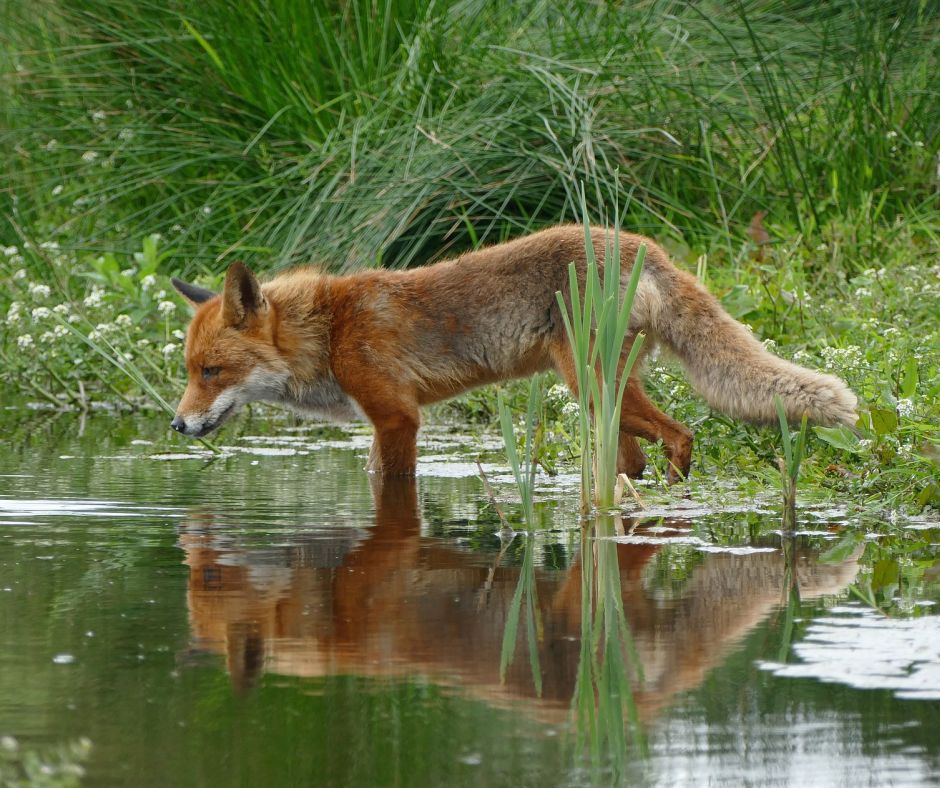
left=3, top=1, right=936, bottom=275
left=556, top=192, right=645, bottom=511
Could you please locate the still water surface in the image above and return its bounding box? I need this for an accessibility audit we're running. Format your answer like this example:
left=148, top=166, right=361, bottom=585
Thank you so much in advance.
left=1, top=412, right=938, bottom=786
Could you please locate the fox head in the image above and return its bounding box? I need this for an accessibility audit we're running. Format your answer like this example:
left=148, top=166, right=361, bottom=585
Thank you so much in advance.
left=169, top=263, right=290, bottom=438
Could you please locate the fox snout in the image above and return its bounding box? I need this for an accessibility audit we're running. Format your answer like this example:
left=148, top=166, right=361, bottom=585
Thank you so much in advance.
left=169, top=413, right=219, bottom=438
left=170, top=390, right=240, bottom=438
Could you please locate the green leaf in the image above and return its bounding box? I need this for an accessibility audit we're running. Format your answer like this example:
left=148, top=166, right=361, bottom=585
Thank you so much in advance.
left=814, top=424, right=862, bottom=453
left=870, top=407, right=898, bottom=435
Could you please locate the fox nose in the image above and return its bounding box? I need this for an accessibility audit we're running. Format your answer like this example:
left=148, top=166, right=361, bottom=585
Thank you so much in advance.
left=170, top=416, right=186, bottom=433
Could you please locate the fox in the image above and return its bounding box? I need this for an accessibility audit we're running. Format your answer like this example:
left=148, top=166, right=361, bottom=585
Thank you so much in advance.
left=169, top=224, right=857, bottom=480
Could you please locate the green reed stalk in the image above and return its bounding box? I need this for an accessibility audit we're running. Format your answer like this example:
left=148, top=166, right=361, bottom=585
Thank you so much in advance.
left=556, top=190, right=646, bottom=511
left=497, top=374, right=542, bottom=528
left=496, top=377, right=545, bottom=691
left=775, top=395, right=809, bottom=529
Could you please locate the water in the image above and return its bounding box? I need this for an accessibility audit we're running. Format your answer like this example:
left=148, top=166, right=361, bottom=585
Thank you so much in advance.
left=1, top=412, right=939, bottom=786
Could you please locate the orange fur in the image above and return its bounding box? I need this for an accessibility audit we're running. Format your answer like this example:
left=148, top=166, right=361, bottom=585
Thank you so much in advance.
left=171, top=225, right=857, bottom=480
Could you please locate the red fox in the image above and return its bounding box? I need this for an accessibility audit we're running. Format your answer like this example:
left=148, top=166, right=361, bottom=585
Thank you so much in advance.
left=170, top=225, right=857, bottom=480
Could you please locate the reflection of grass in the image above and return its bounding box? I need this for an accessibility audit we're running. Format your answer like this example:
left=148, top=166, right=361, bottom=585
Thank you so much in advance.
left=777, top=535, right=802, bottom=662
left=0, top=735, right=92, bottom=787
left=499, top=536, right=542, bottom=697
left=570, top=515, right=646, bottom=776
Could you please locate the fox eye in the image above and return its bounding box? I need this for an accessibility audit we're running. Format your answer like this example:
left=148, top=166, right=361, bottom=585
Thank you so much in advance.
left=201, top=366, right=221, bottom=380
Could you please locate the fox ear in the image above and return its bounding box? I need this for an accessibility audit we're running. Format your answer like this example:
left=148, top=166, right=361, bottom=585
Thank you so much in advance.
left=222, top=262, right=267, bottom=328
left=171, top=277, right=217, bottom=308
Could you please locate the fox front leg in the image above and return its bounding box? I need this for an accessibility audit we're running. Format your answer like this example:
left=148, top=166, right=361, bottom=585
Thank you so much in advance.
left=368, top=412, right=420, bottom=476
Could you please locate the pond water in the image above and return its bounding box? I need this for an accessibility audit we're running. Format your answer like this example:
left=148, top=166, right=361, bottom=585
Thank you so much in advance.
left=1, top=411, right=939, bottom=786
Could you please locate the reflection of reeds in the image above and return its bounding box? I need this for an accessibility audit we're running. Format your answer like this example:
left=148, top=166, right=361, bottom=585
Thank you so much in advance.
left=555, top=190, right=645, bottom=512
left=498, top=536, right=543, bottom=697
left=775, top=395, right=808, bottom=529
left=570, top=515, right=645, bottom=775
left=496, top=378, right=545, bottom=692
left=777, top=535, right=802, bottom=662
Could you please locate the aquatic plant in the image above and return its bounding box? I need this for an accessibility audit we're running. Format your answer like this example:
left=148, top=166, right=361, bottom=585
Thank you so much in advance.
left=496, top=375, right=543, bottom=528
left=570, top=515, right=645, bottom=774
left=775, top=395, right=809, bottom=529
left=556, top=192, right=645, bottom=511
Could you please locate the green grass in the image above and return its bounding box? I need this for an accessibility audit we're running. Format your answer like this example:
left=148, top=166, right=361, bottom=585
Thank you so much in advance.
left=0, top=0, right=938, bottom=509
left=2, top=1, right=936, bottom=271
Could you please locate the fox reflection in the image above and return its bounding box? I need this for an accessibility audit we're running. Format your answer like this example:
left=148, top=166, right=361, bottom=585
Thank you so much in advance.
left=179, top=479, right=860, bottom=715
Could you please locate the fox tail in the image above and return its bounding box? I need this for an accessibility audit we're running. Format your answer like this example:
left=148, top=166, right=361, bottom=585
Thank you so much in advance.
left=636, top=263, right=857, bottom=427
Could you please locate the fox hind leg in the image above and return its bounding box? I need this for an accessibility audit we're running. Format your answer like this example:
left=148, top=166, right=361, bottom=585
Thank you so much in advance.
left=619, top=376, right=693, bottom=482
left=550, top=340, right=648, bottom=479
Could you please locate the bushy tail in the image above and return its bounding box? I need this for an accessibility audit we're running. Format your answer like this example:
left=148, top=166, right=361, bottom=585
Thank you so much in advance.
left=638, top=265, right=857, bottom=427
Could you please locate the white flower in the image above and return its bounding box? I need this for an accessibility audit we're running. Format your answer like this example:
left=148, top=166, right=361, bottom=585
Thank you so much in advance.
left=172, top=329, right=185, bottom=340
left=886, top=130, right=898, bottom=139
left=53, top=324, right=69, bottom=338
left=51, top=184, right=64, bottom=196
left=897, top=398, right=915, bottom=418
left=6, top=302, right=22, bottom=326
left=115, top=314, right=133, bottom=328
left=121, top=267, right=137, bottom=278
left=171, top=224, right=183, bottom=234
left=88, top=329, right=101, bottom=341
left=141, top=274, right=157, bottom=290
left=16, top=334, right=33, bottom=349
left=31, top=307, right=51, bottom=320
left=39, top=241, right=59, bottom=251
left=136, top=338, right=151, bottom=348
left=162, top=342, right=179, bottom=357
left=68, top=314, right=81, bottom=324
left=44, top=139, right=58, bottom=151
left=12, top=268, right=26, bottom=281
left=28, top=283, right=52, bottom=300
left=95, top=322, right=115, bottom=334
left=39, top=331, right=56, bottom=344
left=91, top=110, right=106, bottom=122
left=53, top=304, right=70, bottom=315
left=154, top=289, right=167, bottom=300
left=83, top=288, right=104, bottom=308
left=2, top=246, right=19, bottom=257
left=118, top=128, right=134, bottom=141
left=561, top=401, right=580, bottom=419
left=158, top=300, right=177, bottom=316
left=201, top=205, right=212, bottom=216
left=81, top=150, right=98, bottom=162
